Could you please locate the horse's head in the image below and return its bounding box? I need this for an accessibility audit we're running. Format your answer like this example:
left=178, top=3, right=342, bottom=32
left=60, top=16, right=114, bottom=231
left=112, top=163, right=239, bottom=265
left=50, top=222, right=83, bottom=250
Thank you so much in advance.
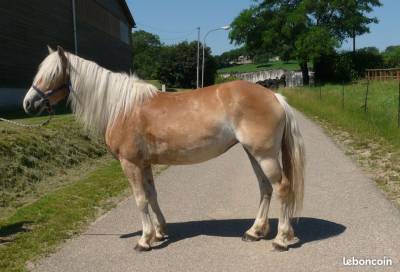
left=23, top=46, right=71, bottom=115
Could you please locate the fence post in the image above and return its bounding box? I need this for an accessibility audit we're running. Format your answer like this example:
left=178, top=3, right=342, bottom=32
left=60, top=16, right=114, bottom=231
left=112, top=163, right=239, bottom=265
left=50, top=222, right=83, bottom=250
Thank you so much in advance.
left=342, top=82, right=345, bottom=109
left=398, top=80, right=400, bottom=128
left=364, top=80, right=369, bottom=113
left=319, top=84, right=322, bottom=100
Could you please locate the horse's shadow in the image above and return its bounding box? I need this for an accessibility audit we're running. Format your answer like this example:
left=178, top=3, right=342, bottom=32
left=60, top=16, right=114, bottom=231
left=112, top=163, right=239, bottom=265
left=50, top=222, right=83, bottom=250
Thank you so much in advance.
left=120, top=217, right=346, bottom=250
left=0, top=221, right=33, bottom=244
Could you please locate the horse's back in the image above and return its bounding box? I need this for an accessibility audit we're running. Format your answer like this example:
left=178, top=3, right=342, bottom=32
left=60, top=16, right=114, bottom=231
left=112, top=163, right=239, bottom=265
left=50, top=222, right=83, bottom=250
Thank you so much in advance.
left=106, top=80, right=285, bottom=164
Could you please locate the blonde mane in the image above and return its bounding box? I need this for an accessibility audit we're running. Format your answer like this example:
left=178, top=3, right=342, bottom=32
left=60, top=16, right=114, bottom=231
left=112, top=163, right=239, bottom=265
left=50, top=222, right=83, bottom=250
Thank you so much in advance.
left=36, top=52, right=159, bottom=135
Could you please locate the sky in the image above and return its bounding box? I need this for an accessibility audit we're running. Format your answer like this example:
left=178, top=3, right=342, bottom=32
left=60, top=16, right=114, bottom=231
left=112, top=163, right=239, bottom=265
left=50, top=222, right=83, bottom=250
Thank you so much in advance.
left=126, top=0, right=400, bottom=56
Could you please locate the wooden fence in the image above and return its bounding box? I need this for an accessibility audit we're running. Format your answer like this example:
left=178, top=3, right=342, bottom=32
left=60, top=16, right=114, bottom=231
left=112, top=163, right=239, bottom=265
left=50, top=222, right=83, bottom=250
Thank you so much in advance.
left=366, top=68, right=400, bottom=81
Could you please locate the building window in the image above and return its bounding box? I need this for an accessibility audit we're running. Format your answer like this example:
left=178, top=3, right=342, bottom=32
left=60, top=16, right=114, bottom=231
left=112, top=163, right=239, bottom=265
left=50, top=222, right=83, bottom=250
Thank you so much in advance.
left=120, top=21, right=129, bottom=44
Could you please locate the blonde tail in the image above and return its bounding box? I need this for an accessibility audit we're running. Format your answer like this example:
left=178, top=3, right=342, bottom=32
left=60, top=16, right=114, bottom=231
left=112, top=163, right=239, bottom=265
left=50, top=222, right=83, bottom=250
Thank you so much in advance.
left=274, top=93, right=305, bottom=217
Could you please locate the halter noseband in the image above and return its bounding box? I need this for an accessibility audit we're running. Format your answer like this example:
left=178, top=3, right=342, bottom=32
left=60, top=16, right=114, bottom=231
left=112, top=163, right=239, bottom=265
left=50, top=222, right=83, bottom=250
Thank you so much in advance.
left=31, top=80, right=72, bottom=112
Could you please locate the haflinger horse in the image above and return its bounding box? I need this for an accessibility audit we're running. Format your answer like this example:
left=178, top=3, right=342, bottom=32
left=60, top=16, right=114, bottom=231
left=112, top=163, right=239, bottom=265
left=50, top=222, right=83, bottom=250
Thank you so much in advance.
left=23, top=46, right=305, bottom=252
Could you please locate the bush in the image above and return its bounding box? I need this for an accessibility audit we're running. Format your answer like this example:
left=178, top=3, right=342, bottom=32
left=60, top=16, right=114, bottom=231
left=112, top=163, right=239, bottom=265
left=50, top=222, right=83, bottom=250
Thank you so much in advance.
left=383, top=46, right=400, bottom=68
left=314, top=50, right=384, bottom=83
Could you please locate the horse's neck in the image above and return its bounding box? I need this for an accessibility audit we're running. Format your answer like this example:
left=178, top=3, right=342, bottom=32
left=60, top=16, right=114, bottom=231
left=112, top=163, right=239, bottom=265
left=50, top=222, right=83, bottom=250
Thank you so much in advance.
left=68, top=55, right=113, bottom=135
left=67, top=54, right=158, bottom=136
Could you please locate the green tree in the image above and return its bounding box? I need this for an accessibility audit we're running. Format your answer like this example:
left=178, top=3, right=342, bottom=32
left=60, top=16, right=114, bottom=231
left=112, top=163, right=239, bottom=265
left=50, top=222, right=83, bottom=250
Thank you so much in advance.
left=359, top=46, right=380, bottom=54
left=383, top=45, right=400, bottom=67
left=132, top=30, right=162, bottom=79
left=337, top=0, right=382, bottom=52
left=157, top=41, right=216, bottom=88
left=229, top=0, right=381, bottom=84
left=215, top=47, right=249, bottom=68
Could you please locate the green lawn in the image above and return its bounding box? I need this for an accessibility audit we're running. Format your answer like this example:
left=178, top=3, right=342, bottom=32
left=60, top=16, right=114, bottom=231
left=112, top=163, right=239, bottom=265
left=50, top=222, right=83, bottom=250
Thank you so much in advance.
left=281, top=80, right=400, bottom=149
left=0, top=160, right=126, bottom=272
left=217, top=60, right=308, bottom=74
left=0, top=113, right=107, bottom=216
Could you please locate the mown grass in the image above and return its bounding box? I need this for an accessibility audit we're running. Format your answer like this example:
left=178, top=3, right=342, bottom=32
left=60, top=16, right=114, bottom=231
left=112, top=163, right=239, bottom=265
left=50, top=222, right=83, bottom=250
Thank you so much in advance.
left=0, top=114, right=107, bottom=212
left=0, top=160, right=127, bottom=272
left=217, top=60, right=312, bottom=74
left=281, top=80, right=400, bottom=149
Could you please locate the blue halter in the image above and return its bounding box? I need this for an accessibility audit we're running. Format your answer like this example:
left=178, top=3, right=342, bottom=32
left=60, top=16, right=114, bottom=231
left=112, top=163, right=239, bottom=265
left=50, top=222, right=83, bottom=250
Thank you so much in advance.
left=31, top=80, right=72, bottom=113
left=31, top=80, right=72, bottom=100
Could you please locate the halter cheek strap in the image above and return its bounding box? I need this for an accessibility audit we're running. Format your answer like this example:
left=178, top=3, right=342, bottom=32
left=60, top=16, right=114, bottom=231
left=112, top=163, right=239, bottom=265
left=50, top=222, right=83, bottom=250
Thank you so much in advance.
left=31, top=80, right=72, bottom=112
left=32, top=80, right=71, bottom=99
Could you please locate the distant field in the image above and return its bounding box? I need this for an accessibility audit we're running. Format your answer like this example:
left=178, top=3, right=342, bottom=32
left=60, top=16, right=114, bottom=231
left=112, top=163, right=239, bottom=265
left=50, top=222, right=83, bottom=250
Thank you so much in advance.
left=217, top=61, right=306, bottom=74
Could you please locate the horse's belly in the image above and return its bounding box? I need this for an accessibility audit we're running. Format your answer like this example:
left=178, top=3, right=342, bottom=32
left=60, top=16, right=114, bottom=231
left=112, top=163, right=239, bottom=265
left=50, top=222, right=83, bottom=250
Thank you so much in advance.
left=149, top=131, right=237, bottom=165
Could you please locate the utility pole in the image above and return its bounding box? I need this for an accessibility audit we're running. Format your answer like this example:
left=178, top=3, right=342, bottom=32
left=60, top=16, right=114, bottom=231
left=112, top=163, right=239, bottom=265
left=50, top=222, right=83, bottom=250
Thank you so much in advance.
left=196, top=27, right=200, bottom=89
left=202, top=26, right=230, bottom=88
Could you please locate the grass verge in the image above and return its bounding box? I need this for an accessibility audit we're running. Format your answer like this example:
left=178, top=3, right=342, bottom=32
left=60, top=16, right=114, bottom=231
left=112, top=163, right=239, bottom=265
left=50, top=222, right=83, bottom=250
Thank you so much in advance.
left=0, top=114, right=106, bottom=212
left=0, top=157, right=166, bottom=272
left=281, top=80, right=400, bottom=207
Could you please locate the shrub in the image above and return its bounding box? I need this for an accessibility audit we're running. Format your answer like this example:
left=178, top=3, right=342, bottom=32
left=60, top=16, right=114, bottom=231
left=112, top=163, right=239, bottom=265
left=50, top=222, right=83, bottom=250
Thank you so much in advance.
left=314, top=50, right=384, bottom=83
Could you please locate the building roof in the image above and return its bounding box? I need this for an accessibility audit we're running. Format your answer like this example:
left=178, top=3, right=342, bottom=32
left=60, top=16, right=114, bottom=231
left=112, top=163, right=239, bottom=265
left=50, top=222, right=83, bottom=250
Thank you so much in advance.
left=118, top=0, right=135, bottom=27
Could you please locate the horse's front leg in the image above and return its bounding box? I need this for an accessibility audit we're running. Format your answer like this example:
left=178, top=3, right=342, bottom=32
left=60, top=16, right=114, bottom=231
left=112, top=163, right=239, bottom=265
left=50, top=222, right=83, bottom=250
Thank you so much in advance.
left=120, top=159, right=155, bottom=251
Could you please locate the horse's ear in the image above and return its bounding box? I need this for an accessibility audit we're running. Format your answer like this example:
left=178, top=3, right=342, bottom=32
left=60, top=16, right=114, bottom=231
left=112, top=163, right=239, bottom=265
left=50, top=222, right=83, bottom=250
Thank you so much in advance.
left=57, top=46, right=69, bottom=75
left=47, top=45, right=54, bottom=54
left=57, top=46, right=66, bottom=58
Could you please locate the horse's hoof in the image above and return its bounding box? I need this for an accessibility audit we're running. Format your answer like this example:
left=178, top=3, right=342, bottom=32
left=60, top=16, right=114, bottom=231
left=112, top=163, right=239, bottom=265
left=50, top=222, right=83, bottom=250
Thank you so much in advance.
left=272, top=242, right=288, bottom=252
left=134, top=243, right=151, bottom=252
left=242, top=233, right=261, bottom=242
left=154, top=235, right=168, bottom=242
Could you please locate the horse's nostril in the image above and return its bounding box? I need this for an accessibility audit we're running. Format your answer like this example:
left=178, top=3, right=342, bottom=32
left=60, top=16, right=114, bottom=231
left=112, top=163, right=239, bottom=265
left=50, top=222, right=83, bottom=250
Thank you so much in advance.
left=25, top=100, right=32, bottom=110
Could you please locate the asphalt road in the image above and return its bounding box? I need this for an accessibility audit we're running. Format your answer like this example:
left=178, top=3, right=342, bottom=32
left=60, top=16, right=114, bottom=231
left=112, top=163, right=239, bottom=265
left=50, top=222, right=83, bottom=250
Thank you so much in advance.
left=33, top=111, right=400, bottom=272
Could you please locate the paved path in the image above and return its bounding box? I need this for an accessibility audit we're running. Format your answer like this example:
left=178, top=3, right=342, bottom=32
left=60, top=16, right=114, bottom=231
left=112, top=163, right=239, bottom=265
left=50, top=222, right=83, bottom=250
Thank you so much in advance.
left=34, top=112, right=400, bottom=272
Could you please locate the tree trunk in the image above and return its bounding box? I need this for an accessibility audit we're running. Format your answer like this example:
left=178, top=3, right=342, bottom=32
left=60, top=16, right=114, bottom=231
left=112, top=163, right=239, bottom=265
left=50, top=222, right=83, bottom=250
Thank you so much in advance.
left=300, top=61, right=309, bottom=86
left=352, top=29, right=356, bottom=53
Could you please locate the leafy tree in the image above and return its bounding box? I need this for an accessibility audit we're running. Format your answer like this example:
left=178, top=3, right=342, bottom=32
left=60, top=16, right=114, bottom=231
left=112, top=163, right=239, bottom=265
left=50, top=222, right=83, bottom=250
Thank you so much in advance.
left=157, top=41, right=216, bottom=88
left=215, top=47, right=250, bottom=68
left=229, top=0, right=381, bottom=84
left=383, top=45, right=400, bottom=67
left=132, top=30, right=162, bottom=79
left=385, top=45, right=400, bottom=53
left=359, top=46, right=380, bottom=54
left=336, top=0, right=382, bottom=52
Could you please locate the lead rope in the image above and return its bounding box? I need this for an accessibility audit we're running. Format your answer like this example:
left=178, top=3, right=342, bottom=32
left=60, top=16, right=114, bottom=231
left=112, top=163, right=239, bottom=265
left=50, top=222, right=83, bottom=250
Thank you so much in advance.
left=0, top=111, right=54, bottom=128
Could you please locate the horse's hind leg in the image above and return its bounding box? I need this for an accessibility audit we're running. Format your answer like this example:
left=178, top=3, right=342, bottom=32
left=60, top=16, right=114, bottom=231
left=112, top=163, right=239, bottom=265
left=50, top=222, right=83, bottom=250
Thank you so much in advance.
left=272, top=173, right=299, bottom=251
left=242, top=149, right=276, bottom=241
left=143, top=166, right=167, bottom=241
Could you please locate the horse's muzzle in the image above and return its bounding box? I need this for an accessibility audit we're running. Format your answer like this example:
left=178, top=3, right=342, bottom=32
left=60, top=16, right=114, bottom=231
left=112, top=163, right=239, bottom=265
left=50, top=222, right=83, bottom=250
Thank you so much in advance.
left=23, top=95, right=50, bottom=115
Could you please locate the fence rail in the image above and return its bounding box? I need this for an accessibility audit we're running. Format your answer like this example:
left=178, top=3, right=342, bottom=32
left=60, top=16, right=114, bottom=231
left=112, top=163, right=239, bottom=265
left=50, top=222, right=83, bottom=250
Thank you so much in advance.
left=366, top=68, right=400, bottom=81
